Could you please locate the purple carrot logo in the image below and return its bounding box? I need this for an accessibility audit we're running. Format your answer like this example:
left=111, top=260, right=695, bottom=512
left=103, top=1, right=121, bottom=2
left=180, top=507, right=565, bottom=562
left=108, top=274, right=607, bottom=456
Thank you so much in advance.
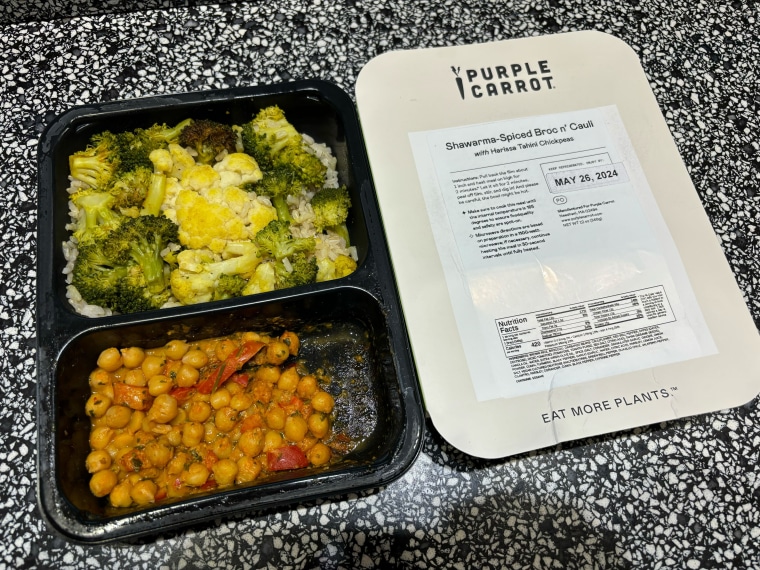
left=451, top=66, right=465, bottom=99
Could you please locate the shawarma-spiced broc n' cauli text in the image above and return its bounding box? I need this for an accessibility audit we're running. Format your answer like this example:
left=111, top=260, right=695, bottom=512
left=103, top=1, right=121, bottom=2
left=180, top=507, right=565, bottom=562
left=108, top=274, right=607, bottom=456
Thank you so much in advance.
left=85, top=330, right=353, bottom=508
left=63, top=106, right=357, bottom=317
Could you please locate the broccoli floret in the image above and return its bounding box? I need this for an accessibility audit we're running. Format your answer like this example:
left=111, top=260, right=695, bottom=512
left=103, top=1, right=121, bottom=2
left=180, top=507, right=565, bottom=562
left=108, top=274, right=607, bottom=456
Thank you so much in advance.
left=250, top=164, right=303, bottom=222
left=178, top=119, right=237, bottom=164
left=117, top=120, right=193, bottom=172
left=72, top=236, right=173, bottom=315
left=68, top=131, right=120, bottom=189
left=70, top=189, right=123, bottom=246
left=108, top=166, right=153, bottom=211
left=101, top=215, right=179, bottom=296
left=311, top=185, right=351, bottom=245
left=275, top=145, right=327, bottom=189
left=169, top=241, right=262, bottom=305
left=240, top=106, right=327, bottom=199
left=69, top=120, right=192, bottom=194
left=240, top=106, right=302, bottom=169
left=275, top=252, right=318, bottom=290
left=213, top=274, right=248, bottom=301
left=254, top=220, right=315, bottom=261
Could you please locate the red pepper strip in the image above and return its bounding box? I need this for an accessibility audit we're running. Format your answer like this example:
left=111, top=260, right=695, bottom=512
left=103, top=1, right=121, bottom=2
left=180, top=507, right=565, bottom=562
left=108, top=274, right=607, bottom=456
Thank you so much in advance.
left=228, top=372, right=250, bottom=388
left=169, top=386, right=195, bottom=404
left=200, top=478, right=218, bottom=491
left=267, top=445, right=309, bottom=472
left=197, top=340, right=266, bottom=395
left=154, top=488, right=167, bottom=501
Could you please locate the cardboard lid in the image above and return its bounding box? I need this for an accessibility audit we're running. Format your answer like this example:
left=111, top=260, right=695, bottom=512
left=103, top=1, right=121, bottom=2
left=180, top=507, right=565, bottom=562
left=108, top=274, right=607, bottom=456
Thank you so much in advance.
left=355, top=31, right=760, bottom=459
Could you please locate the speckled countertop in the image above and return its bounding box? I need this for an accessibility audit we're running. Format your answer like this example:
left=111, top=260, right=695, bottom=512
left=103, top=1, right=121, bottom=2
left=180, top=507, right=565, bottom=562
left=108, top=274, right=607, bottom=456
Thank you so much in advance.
left=2, top=0, right=760, bottom=568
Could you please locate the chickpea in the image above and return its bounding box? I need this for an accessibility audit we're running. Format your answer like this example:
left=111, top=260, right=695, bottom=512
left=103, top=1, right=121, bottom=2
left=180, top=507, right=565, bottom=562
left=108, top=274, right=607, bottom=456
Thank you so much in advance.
left=109, top=481, right=132, bottom=508
left=241, top=331, right=262, bottom=343
left=215, top=339, right=238, bottom=362
left=209, top=389, right=231, bottom=410
left=265, top=406, right=286, bottom=430
left=277, top=367, right=300, bottom=392
left=296, top=375, right=318, bottom=400
left=85, top=449, right=112, bottom=473
left=212, top=436, right=233, bottom=459
left=255, top=365, right=281, bottom=384
left=148, top=374, right=172, bottom=397
left=214, top=407, right=238, bottom=433
left=204, top=422, right=219, bottom=443
left=280, top=331, right=300, bottom=356
left=127, top=410, right=146, bottom=434
left=85, top=393, right=112, bottom=419
left=266, top=341, right=290, bottom=365
left=89, top=426, right=114, bottom=450
left=230, top=392, right=253, bottom=412
left=307, top=442, right=332, bottom=467
left=182, top=422, right=205, bottom=447
left=284, top=415, right=309, bottom=443
left=182, top=349, right=208, bottom=369
left=144, top=441, right=173, bottom=468
left=237, top=428, right=264, bottom=457
left=120, top=346, right=145, bottom=369
left=89, top=469, right=118, bottom=497
left=236, top=456, right=262, bottom=484
left=167, top=452, right=190, bottom=476
left=166, top=426, right=182, bottom=447
left=164, top=339, right=189, bottom=360
left=175, top=364, right=200, bottom=388
left=226, top=382, right=243, bottom=396
left=170, top=408, right=187, bottom=426
left=262, top=430, right=283, bottom=452
left=104, top=405, right=132, bottom=429
left=130, top=479, right=157, bottom=506
left=187, top=401, right=212, bottom=423
left=97, top=347, right=122, bottom=372
left=111, top=432, right=136, bottom=450
left=181, top=463, right=210, bottom=487
left=308, top=412, right=329, bottom=438
left=134, top=430, right=154, bottom=446
left=89, top=368, right=114, bottom=393
left=147, top=394, right=179, bottom=424
left=141, top=355, right=165, bottom=378
left=311, top=391, right=335, bottom=414
left=123, top=368, right=147, bottom=387
left=212, top=459, right=238, bottom=487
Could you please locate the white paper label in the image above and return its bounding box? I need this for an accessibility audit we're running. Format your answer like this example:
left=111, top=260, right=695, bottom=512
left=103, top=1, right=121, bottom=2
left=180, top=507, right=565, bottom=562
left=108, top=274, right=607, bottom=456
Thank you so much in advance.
left=409, top=106, right=716, bottom=401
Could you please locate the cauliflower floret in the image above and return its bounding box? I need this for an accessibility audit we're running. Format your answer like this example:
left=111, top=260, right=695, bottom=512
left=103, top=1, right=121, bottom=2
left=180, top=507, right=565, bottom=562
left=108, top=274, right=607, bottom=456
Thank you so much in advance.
left=168, top=144, right=197, bottom=179
left=317, top=254, right=357, bottom=282
left=213, top=152, right=263, bottom=189
left=149, top=148, right=173, bottom=174
left=242, top=262, right=276, bottom=295
left=161, top=177, right=184, bottom=221
left=175, top=189, right=248, bottom=253
left=201, top=186, right=253, bottom=218
left=149, top=144, right=197, bottom=180
left=181, top=163, right=221, bottom=192
left=248, top=199, right=278, bottom=235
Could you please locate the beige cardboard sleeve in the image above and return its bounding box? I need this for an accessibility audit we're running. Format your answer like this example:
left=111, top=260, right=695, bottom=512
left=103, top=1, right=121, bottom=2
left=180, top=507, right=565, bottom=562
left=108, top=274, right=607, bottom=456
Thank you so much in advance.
left=355, top=31, right=760, bottom=458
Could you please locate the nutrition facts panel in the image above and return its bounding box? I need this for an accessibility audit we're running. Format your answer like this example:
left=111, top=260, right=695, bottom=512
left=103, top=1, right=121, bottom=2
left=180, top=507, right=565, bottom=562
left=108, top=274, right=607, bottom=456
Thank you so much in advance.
left=498, top=286, right=674, bottom=353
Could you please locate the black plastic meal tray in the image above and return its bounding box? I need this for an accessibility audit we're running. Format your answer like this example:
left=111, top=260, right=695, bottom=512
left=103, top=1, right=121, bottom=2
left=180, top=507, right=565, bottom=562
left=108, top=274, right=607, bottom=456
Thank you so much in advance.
left=36, top=80, right=424, bottom=544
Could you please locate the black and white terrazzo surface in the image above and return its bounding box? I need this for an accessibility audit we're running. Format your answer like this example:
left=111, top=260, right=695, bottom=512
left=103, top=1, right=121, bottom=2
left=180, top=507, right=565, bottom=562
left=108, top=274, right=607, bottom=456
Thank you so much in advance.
left=1, top=0, right=759, bottom=568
